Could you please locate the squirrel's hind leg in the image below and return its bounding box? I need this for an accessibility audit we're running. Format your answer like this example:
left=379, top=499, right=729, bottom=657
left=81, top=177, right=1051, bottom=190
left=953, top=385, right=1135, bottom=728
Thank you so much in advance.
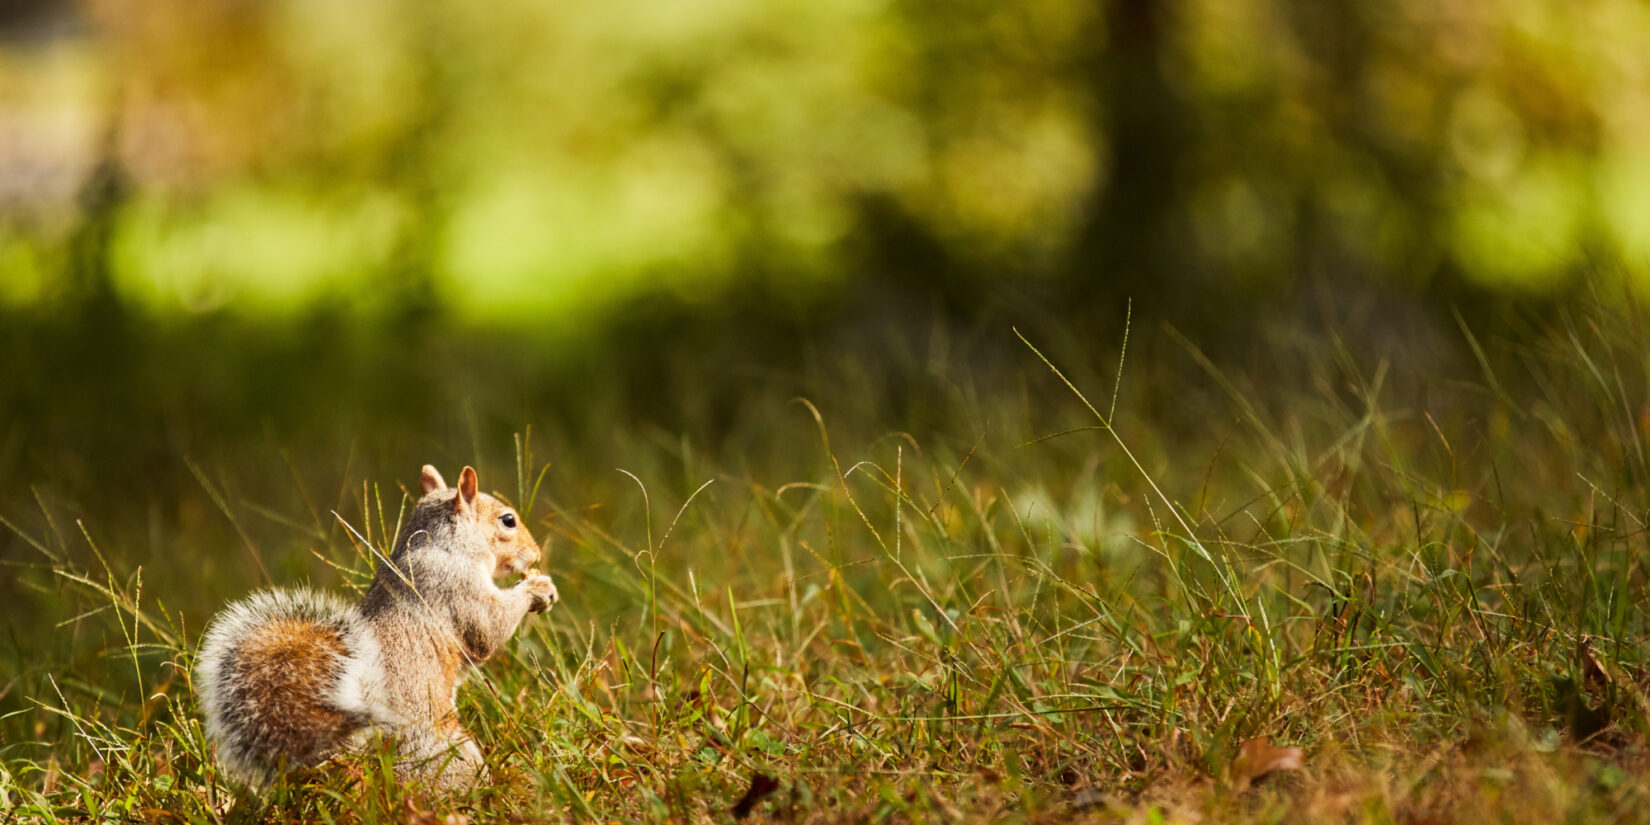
left=389, top=724, right=489, bottom=791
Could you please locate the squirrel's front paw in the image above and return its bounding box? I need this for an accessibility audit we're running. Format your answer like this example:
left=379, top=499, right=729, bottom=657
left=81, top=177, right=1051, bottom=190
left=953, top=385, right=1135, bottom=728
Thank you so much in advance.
left=522, top=572, right=558, bottom=613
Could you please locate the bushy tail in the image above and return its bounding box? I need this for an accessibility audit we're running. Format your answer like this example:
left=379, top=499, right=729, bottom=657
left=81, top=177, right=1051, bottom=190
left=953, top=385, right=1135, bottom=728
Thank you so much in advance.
left=195, top=588, right=380, bottom=785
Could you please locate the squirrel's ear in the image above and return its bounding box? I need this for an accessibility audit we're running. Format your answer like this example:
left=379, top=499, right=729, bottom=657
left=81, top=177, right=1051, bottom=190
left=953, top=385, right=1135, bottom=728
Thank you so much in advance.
left=421, top=465, right=447, bottom=495
left=454, top=466, right=479, bottom=514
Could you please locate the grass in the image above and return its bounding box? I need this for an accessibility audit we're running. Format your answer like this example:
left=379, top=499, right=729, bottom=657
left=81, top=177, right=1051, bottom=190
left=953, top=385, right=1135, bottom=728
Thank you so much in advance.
left=5, top=296, right=1650, bottom=823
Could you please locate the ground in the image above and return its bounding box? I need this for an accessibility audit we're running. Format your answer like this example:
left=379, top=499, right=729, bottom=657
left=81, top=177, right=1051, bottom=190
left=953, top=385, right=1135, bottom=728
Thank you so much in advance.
left=4, top=305, right=1650, bottom=824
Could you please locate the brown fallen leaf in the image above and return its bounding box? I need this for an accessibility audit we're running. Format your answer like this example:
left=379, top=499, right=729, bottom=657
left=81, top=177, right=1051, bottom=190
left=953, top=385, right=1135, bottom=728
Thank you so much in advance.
left=401, top=798, right=468, bottom=825
left=1230, top=736, right=1304, bottom=792
left=731, top=771, right=781, bottom=819
left=403, top=800, right=441, bottom=825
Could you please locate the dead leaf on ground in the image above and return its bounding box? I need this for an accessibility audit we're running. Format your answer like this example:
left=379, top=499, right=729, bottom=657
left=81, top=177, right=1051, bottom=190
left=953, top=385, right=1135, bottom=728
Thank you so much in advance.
left=401, top=798, right=468, bottom=825
left=1230, top=736, right=1304, bottom=792
left=731, top=771, right=781, bottom=819
left=402, top=801, right=440, bottom=825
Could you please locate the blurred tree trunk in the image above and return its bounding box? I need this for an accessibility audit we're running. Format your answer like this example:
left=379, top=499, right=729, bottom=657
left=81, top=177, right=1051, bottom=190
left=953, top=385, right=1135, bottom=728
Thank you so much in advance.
left=1068, top=0, right=1194, bottom=323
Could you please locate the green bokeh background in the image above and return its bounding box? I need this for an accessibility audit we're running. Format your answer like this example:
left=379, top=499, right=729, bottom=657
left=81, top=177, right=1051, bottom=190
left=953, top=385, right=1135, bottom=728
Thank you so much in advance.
left=6, top=0, right=1650, bottom=317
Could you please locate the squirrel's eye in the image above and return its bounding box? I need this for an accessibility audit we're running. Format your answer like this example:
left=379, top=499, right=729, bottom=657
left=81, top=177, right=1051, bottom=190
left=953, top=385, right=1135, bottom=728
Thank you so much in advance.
left=500, top=512, right=517, bottom=529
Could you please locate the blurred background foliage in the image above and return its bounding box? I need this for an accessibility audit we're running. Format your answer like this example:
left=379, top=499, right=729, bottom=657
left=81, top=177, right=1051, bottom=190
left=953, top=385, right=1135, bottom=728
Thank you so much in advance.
left=7, top=0, right=1649, bottom=318
left=2, top=0, right=1649, bottom=634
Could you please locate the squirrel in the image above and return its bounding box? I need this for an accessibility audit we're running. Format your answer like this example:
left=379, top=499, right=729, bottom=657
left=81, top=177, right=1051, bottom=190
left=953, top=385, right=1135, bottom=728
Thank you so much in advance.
left=194, top=464, right=559, bottom=789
